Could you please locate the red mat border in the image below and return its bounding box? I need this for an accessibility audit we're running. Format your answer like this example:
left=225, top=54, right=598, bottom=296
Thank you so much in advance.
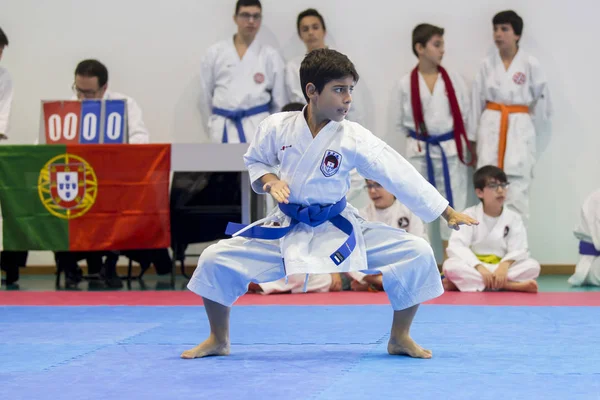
left=1, top=291, right=600, bottom=306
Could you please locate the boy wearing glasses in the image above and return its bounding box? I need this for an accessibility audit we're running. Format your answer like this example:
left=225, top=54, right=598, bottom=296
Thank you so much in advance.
left=442, top=165, right=540, bottom=292
left=348, top=179, right=428, bottom=292
left=199, top=0, right=286, bottom=144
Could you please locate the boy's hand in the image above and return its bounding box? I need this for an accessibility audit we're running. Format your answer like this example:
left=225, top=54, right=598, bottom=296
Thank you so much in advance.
left=263, top=180, right=290, bottom=204
left=329, top=273, right=343, bottom=292
left=476, top=265, right=494, bottom=289
left=493, top=262, right=510, bottom=290
left=442, top=207, right=479, bottom=231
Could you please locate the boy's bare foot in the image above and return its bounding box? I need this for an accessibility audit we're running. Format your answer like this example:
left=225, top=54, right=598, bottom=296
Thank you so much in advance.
left=181, top=335, right=230, bottom=359
left=504, top=279, right=538, bottom=293
left=388, top=335, right=432, bottom=359
left=442, top=277, right=458, bottom=291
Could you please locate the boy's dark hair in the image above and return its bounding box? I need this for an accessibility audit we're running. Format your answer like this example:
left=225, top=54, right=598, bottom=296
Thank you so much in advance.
left=296, top=8, right=326, bottom=36
left=473, top=165, right=507, bottom=191
left=75, top=59, right=109, bottom=87
left=493, top=10, right=523, bottom=37
left=412, top=24, right=444, bottom=57
left=0, top=27, right=8, bottom=47
left=300, top=49, right=359, bottom=103
left=282, top=102, right=305, bottom=112
left=235, top=0, right=261, bottom=15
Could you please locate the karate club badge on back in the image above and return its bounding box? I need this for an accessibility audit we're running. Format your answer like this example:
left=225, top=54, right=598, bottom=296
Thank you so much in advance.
left=320, top=150, right=342, bottom=177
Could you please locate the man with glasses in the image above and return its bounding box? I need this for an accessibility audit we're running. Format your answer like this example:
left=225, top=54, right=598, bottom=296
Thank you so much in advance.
left=58, top=59, right=150, bottom=288
left=199, top=0, right=286, bottom=144
left=72, top=59, right=149, bottom=144
left=442, top=165, right=540, bottom=292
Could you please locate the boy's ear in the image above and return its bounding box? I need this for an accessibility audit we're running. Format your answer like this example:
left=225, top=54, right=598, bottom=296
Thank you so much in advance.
left=414, top=43, right=424, bottom=55
left=475, top=188, right=484, bottom=200
left=305, top=83, right=317, bottom=98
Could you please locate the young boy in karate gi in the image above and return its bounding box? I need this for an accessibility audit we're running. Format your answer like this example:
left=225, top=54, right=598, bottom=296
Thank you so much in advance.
left=182, top=49, right=477, bottom=360
left=199, top=0, right=287, bottom=144
left=349, top=179, right=429, bottom=292
left=569, top=189, right=600, bottom=286
left=442, top=165, right=540, bottom=292
left=471, top=10, right=552, bottom=225
left=391, top=23, right=474, bottom=257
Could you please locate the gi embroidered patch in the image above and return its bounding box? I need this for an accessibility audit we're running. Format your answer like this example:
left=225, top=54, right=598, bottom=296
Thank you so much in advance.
left=320, top=150, right=342, bottom=177
left=398, top=217, right=410, bottom=229
left=512, top=72, right=526, bottom=85
left=254, top=72, right=265, bottom=84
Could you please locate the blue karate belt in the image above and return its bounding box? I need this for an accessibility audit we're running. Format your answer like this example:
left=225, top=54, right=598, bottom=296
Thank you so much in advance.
left=579, top=240, right=600, bottom=256
left=225, top=197, right=356, bottom=266
left=212, top=102, right=270, bottom=143
left=409, top=130, right=455, bottom=208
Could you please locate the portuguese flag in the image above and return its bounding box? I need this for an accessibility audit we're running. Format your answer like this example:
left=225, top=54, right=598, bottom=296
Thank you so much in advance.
left=0, top=144, right=171, bottom=251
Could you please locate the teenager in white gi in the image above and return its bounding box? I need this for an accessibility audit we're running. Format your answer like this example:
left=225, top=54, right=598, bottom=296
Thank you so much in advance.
left=0, top=26, right=13, bottom=143
left=349, top=179, right=429, bottom=292
left=182, top=49, right=478, bottom=360
left=285, top=8, right=368, bottom=209
left=199, top=0, right=286, bottom=144
left=471, top=10, right=552, bottom=225
left=391, top=24, right=473, bottom=255
left=443, top=165, right=540, bottom=292
left=569, top=189, right=600, bottom=286
left=72, top=59, right=149, bottom=144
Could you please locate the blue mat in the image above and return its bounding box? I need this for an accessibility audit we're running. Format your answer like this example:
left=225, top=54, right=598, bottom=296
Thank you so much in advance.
left=2, top=305, right=600, bottom=399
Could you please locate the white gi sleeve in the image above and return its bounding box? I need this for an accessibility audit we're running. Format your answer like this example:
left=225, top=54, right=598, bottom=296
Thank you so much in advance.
left=243, top=118, right=281, bottom=194
left=355, top=130, right=448, bottom=223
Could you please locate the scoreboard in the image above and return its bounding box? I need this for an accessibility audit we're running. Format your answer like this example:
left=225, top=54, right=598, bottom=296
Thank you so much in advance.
left=40, top=100, right=128, bottom=144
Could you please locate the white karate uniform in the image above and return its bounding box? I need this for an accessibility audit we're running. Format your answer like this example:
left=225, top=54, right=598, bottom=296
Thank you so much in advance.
left=391, top=70, right=471, bottom=240
left=71, top=90, right=149, bottom=144
left=470, top=49, right=552, bottom=223
left=0, top=66, right=14, bottom=140
left=569, top=189, right=600, bottom=286
left=443, top=203, right=540, bottom=292
left=188, top=111, right=448, bottom=309
left=285, top=54, right=368, bottom=209
left=200, top=38, right=286, bottom=144
left=348, top=200, right=429, bottom=284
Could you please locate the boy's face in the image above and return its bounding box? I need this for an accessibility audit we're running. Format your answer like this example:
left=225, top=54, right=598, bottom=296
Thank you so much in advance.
left=494, top=23, right=519, bottom=51
left=299, top=16, right=326, bottom=52
left=307, top=76, right=354, bottom=122
left=417, top=34, right=445, bottom=66
left=475, top=179, right=509, bottom=208
left=234, top=5, right=262, bottom=37
left=366, top=180, right=395, bottom=209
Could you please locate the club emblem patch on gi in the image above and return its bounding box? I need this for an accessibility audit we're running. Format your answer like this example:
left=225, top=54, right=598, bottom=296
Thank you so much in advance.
left=504, top=226, right=510, bottom=237
left=320, top=150, right=342, bottom=177
left=512, top=72, right=526, bottom=85
left=398, top=217, right=410, bottom=229
left=254, top=72, right=265, bottom=84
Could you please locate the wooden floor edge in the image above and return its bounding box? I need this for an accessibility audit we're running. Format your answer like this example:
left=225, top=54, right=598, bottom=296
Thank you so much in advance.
left=13, top=264, right=576, bottom=276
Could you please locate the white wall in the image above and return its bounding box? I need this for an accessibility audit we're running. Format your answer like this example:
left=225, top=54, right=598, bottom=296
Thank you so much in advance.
left=2, top=0, right=598, bottom=265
